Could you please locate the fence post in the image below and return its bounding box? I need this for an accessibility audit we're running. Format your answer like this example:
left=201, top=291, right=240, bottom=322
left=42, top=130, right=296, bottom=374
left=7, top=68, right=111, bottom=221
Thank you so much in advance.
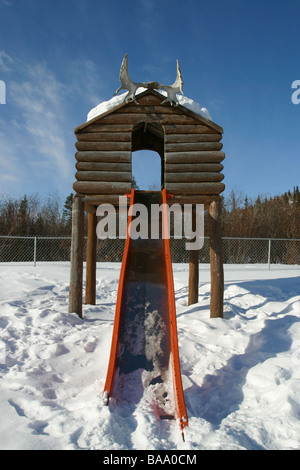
left=188, top=207, right=199, bottom=306
left=268, top=239, right=271, bottom=271
left=69, top=196, right=85, bottom=318
left=85, top=212, right=97, bottom=305
left=34, top=237, right=37, bottom=267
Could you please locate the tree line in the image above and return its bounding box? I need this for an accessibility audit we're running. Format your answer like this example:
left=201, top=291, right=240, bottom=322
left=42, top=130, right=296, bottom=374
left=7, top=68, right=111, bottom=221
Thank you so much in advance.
left=221, top=186, right=300, bottom=239
left=0, top=186, right=299, bottom=239
left=0, top=193, right=74, bottom=237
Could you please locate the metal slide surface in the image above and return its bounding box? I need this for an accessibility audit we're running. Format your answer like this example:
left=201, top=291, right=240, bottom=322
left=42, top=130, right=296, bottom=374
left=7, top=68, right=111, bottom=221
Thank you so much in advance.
left=103, top=189, right=188, bottom=435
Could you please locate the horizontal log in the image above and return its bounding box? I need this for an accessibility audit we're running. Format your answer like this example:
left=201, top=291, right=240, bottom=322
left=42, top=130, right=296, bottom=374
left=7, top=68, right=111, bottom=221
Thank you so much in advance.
left=135, top=93, right=167, bottom=106
left=75, top=171, right=131, bottom=182
left=73, top=181, right=131, bottom=195
left=134, top=93, right=224, bottom=134
left=165, top=182, right=225, bottom=195
left=169, top=195, right=220, bottom=206
left=165, top=133, right=222, bottom=143
left=100, top=112, right=198, bottom=125
left=165, top=172, right=224, bottom=183
left=83, top=195, right=131, bottom=206
left=166, top=151, right=226, bottom=164
left=82, top=194, right=220, bottom=207
left=165, top=142, right=223, bottom=152
left=76, top=124, right=133, bottom=134
left=82, top=123, right=217, bottom=135
left=163, top=124, right=223, bottom=135
left=75, top=151, right=131, bottom=163
left=166, top=163, right=224, bottom=173
left=76, top=161, right=131, bottom=172
left=116, top=105, right=183, bottom=115
left=75, top=141, right=131, bottom=151
left=76, top=132, right=131, bottom=142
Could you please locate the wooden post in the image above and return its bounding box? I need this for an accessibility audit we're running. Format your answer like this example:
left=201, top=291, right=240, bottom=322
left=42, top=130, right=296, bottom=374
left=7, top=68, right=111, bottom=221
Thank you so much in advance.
left=209, top=200, right=224, bottom=318
left=69, top=196, right=84, bottom=318
left=188, top=249, right=199, bottom=305
left=85, top=211, right=97, bottom=305
left=188, top=207, right=199, bottom=305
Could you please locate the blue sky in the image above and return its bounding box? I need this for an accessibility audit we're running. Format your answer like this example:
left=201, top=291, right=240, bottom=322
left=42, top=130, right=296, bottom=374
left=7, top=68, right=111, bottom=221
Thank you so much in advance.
left=0, top=0, right=299, bottom=205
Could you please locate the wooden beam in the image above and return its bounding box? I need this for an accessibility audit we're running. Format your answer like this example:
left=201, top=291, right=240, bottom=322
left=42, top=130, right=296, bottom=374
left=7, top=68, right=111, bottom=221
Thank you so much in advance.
left=69, top=196, right=85, bottom=318
left=166, top=163, right=224, bottom=173
left=75, top=141, right=131, bottom=152
left=169, top=195, right=220, bottom=206
left=116, top=104, right=182, bottom=115
left=82, top=194, right=219, bottom=207
left=133, top=92, right=166, bottom=106
left=76, top=161, right=131, bottom=172
left=209, top=200, right=224, bottom=318
left=84, top=195, right=130, bottom=206
left=188, top=207, right=199, bottom=306
left=73, top=181, right=131, bottom=195
left=165, top=172, right=224, bottom=183
left=166, top=182, right=225, bottom=195
left=75, top=171, right=131, bottom=182
left=100, top=112, right=198, bottom=125
left=76, top=132, right=131, bottom=142
left=85, top=212, right=97, bottom=306
left=166, top=151, right=225, bottom=164
left=165, top=142, right=223, bottom=152
left=76, top=124, right=133, bottom=134
left=163, top=124, right=217, bottom=134
left=75, top=151, right=131, bottom=163
left=165, top=133, right=222, bottom=143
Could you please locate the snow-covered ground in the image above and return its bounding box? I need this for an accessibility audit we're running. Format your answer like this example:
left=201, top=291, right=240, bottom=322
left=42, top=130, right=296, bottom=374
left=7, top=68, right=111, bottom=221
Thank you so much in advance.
left=0, top=263, right=299, bottom=450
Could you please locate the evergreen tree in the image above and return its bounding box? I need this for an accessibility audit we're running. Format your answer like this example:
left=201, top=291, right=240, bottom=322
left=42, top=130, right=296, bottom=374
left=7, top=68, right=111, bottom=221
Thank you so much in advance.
left=131, top=176, right=140, bottom=190
left=62, top=193, right=74, bottom=223
left=18, top=195, right=29, bottom=236
left=61, top=193, right=74, bottom=234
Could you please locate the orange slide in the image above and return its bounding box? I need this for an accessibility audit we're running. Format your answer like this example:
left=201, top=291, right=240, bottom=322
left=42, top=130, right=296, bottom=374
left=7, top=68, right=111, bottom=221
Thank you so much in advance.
left=103, top=189, right=188, bottom=438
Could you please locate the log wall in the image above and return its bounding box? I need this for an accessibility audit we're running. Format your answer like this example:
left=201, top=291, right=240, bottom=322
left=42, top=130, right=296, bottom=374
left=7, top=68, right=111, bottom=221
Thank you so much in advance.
left=73, top=89, right=225, bottom=203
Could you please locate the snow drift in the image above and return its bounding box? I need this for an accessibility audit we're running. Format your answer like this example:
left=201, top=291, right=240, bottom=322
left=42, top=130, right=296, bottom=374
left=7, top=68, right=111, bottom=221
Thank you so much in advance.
left=0, top=263, right=300, bottom=450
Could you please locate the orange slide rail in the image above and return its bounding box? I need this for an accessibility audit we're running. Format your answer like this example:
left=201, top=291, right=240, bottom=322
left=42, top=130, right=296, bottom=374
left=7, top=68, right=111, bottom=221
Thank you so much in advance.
left=103, top=188, right=188, bottom=437
left=103, top=187, right=135, bottom=400
left=162, top=189, right=188, bottom=435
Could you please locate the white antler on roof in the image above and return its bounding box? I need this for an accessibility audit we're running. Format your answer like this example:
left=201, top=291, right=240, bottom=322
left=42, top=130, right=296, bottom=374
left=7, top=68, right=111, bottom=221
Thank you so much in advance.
left=113, top=54, right=159, bottom=104
left=113, top=55, right=183, bottom=106
left=157, top=60, right=184, bottom=106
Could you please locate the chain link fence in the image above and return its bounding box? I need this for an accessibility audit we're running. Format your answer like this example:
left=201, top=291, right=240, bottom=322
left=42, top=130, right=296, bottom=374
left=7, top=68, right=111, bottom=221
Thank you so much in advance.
left=0, top=235, right=299, bottom=270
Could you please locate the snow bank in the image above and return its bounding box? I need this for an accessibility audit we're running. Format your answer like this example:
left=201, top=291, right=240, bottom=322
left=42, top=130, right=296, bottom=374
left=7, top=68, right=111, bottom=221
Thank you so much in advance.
left=0, top=264, right=300, bottom=450
left=87, top=88, right=212, bottom=122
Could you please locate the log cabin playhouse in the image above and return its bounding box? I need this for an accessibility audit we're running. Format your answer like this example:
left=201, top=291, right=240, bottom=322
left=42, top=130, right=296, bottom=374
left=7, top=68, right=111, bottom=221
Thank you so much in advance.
left=69, top=88, right=225, bottom=319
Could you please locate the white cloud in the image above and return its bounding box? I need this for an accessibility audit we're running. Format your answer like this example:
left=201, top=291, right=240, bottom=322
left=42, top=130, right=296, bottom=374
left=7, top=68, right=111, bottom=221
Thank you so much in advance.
left=0, top=50, right=14, bottom=72
left=0, top=51, right=106, bottom=196
left=9, top=61, right=72, bottom=181
left=0, top=53, right=77, bottom=196
left=66, top=57, right=103, bottom=108
left=0, top=131, right=22, bottom=190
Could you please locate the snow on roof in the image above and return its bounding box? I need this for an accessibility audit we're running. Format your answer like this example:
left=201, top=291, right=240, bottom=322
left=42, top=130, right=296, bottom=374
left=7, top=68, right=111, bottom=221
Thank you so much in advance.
left=86, top=88, right=212, bottom=122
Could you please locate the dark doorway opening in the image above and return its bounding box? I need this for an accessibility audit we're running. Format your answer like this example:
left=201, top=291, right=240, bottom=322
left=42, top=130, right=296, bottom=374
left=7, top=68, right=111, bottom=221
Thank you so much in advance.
left=131, top=122, right=164, bottom=190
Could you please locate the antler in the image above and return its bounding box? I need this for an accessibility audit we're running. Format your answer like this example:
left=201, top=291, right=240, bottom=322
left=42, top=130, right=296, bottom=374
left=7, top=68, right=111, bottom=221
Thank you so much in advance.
left=158, top=60, right=184, bottom=106
left=114, top=54, right=159, bottom=104
left=113, top=55, right=183, bottom=106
